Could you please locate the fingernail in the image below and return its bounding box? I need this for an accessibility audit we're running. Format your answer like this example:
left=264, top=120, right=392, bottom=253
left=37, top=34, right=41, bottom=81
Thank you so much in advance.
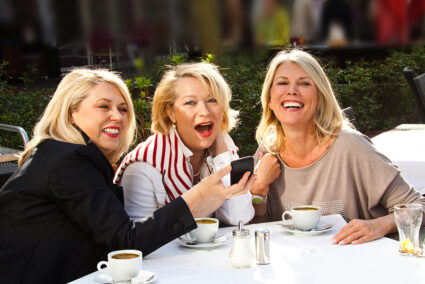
left=331, top=239, right=337, bottom=244
left=339, top=240, right=345, bottom=245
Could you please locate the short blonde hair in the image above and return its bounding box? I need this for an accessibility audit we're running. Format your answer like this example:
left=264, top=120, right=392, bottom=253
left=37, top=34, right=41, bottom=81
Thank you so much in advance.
left=19, top=68, right=136, bottom=165
left=151, top=62, right=238, bottom=134
left=256, top=49, right=344, bottom=153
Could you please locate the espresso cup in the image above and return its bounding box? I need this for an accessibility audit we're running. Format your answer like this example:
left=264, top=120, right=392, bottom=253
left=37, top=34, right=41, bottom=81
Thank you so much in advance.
left=186, top=217, right=219, bottom=243
left=97, top=249, right=142, bottom=281
left=282, top=205, right=322, bottom=231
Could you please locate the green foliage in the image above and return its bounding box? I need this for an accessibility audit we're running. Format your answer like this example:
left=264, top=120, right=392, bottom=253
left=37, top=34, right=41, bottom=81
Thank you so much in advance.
left=217, top=51, right=267, bottom=156
left=324, top=46, right=424, bottom=135
left=126, top=76, right=153, bottom=142
left=202, top=53, right=216, bottom=63
left=0, top=85, right=52, bottom=149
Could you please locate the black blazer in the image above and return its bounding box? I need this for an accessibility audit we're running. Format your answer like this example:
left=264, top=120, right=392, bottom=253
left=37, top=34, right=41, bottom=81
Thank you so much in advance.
left=0, top=139, right=196, bottom=283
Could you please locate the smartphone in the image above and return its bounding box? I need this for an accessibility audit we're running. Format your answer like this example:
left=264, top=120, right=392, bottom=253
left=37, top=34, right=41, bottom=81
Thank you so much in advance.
left=230, top=156, right=254, bottom=185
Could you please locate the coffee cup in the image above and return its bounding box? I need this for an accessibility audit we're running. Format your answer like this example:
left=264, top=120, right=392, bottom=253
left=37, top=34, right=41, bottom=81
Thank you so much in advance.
left=97, top=249, right=142, bottom=281
left=186, top=217, right=219, bottom=243
left=282, top=205, right=322, bottom=231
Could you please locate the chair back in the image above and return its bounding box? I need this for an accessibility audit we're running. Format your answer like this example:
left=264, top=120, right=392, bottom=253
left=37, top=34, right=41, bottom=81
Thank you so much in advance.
left=0, top=123, right=28, bottom=188
left=403, top=67, right=425, bottom=123
left=0, top=123, right=29, bottom=146
left=342, top=106, right=359, bottom=129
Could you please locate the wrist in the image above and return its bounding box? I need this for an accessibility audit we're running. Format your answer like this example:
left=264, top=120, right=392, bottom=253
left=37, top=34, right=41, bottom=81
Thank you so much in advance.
left=251, top=182, right=269, bottom=196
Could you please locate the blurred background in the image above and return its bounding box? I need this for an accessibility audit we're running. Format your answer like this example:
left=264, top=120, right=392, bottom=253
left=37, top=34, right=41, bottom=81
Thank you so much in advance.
left=1, top=0, right=425, bottom=79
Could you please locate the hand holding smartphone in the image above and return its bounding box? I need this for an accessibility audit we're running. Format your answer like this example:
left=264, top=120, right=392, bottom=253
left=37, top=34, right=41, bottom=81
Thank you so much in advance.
left=230, top=156, right=254, bottom=185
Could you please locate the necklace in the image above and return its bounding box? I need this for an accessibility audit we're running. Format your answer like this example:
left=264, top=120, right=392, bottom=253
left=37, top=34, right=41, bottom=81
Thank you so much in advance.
left=193, top=150, right=208, bottom=177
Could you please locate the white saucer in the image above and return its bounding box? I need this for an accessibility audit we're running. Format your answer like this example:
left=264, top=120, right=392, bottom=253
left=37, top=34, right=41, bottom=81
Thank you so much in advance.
left=178, top=235, right=229, bottom=249
left=94, top=269, right=156, bottom=284
left=281, top=223, right=333, bottom=236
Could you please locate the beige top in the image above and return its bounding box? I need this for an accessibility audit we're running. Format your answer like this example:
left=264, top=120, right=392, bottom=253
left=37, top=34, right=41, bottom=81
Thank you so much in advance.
left=255, top=127, right=425, bottom=222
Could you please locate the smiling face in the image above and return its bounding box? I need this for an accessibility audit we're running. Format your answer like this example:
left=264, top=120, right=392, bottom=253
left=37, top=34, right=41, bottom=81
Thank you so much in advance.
left=71, top=82, right=129, bottom=159
left=269, top=62, right=319, bottom=131
left=167, top=77, right=224, bottom=154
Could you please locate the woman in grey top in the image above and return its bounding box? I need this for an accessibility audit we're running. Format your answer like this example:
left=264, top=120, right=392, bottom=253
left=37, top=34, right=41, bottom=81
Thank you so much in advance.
left=251, top=49, right=425, bottom=245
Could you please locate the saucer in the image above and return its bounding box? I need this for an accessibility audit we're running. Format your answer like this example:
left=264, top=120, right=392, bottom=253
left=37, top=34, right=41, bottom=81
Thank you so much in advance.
left=281, top=223, right=333, bottom=236
left=94, top=269, right=156, bottom=284
left=178, top=235, right=229, bottom=248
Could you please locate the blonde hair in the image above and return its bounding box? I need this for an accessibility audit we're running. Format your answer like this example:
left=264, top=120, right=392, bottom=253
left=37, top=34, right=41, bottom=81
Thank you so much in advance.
left=151, top=62, right=238, bottom=134
left=19, top=68, right=136, bottom=165
left=256, top=49, right=344, bottom=153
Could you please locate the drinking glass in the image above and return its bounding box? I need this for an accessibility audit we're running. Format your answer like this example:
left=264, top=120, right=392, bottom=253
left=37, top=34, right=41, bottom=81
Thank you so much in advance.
left=394, top=203, right=423, bottom=256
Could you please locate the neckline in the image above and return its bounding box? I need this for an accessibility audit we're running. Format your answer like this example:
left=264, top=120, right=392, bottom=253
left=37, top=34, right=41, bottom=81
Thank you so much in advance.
left=277, top=129, right=341, bottom=170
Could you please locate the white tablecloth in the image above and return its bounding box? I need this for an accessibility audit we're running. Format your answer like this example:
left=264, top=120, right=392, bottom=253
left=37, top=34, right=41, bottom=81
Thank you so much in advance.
left=371, top=124, right=425, bottom=194
left=69, top=214, right=425, bottom=284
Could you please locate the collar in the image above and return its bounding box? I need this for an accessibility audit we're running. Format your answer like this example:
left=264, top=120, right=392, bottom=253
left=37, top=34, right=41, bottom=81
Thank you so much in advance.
left=170, top=126, right=194, bottom=158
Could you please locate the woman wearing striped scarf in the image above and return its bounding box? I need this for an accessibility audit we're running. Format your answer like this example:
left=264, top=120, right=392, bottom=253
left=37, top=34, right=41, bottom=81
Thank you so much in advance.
left=115, top=62, right=255, bottom=225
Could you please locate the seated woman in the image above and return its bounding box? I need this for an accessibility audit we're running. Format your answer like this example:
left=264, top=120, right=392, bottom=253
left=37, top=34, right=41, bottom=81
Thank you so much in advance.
left=0, top=68, right=255, bottom=283
left=251, top=49, right=425, bottom=245
left=115, top=62, right=254, bottom=225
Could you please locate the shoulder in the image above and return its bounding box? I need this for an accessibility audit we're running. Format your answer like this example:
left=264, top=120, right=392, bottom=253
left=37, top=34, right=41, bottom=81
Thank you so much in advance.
left=336, top=127, right=374, bottom=152
left=334, top=127, right=392, bottom=164
left=37, top=139, right=106, bottom=167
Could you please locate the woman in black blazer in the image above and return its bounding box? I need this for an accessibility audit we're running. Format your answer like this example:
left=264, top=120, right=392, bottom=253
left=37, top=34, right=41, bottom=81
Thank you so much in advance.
left=0, top=68, right=255, bottom=283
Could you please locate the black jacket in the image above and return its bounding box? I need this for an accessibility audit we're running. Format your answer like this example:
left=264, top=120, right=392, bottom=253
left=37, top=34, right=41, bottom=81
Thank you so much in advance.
left=0, top=139, right=196, bottom=283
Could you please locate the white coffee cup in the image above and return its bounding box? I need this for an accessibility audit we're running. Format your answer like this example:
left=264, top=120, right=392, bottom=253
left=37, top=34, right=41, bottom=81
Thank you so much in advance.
left=186, top=217, right=219, bottom=243
left=282, top=205, right=322, bottom=231
left=97, top=249, right=142, bottom=281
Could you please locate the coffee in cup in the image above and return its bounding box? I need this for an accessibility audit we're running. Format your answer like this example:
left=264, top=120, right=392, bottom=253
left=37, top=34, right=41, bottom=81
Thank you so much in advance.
left=186, top=217, right=219, bottom=243
left=97, top=249, right=142, bottom=281
left=282, top=205, right=322, bottom=231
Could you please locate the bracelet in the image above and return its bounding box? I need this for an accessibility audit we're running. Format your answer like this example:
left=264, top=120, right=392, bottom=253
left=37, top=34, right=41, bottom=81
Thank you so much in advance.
left=252, top=194, right=267, bottom=205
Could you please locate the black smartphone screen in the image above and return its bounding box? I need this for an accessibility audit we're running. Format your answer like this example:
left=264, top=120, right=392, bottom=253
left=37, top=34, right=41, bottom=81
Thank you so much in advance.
left=230, top=156, right=254, bottom=185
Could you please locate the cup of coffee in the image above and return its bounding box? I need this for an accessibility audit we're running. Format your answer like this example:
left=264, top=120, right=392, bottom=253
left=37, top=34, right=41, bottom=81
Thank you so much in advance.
left=186, top=217, right=219, bottom=243
left=282, top=205, right=322, bottom=231
left=97, top=249, right=142, bottom=281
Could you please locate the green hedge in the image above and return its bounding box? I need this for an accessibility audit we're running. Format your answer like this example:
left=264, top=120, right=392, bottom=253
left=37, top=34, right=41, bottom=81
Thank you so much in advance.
left=1, top=47, right=425, bottom=156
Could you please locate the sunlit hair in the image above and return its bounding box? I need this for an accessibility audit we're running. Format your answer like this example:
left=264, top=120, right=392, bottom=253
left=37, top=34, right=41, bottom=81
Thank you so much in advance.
left=19, top=68, right=136, bottom=165
left=151, top=62, right=238, bottom=134
left=256, top=49, right=346, bottom=153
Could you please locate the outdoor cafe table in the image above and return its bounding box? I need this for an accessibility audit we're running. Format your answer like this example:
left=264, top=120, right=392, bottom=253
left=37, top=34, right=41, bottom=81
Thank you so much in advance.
left=70, top=214, right=425, bottom=284
left=371, top=124, right=425, bottom=195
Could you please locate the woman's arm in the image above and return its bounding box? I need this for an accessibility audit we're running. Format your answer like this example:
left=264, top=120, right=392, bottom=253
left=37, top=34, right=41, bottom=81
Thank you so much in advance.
left=251, top=152, right=281, bottom=217
left=182, top=165, right=256, bottom=219
left=50, top=151, right=196, bottom=256
left=332, top=174, right=425, bottom=245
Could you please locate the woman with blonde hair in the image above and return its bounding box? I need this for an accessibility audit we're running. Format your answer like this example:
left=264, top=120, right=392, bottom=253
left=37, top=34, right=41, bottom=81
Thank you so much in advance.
left=251, top=49, right=425, bottom=245
left=115, top=62, right=255, bottom=225
left=0, top=68, right=254, bottom=283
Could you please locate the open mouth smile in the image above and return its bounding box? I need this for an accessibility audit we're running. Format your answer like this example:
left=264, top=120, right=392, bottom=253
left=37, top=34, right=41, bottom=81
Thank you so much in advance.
left=194, top=122, right=214, bottom=138
left=102, top=126, right=120, bottom=138
left=282, top=101, right=304, bottom=111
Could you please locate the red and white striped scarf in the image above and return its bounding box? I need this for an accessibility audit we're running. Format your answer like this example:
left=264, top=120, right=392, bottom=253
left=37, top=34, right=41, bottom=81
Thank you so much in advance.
left=114, top=128, right=238, bottom=204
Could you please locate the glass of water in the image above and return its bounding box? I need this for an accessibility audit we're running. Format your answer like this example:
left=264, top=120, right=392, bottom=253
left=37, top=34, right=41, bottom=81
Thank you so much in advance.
left=394, top=203, right=423, bottom=256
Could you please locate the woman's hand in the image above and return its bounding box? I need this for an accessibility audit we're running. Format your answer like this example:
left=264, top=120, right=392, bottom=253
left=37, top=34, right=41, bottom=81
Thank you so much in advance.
left=182, top=165, right=256, bottom=218
left=331, top=214, right=396, bottom=245
left=251, top=152, right=281, bottom=196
